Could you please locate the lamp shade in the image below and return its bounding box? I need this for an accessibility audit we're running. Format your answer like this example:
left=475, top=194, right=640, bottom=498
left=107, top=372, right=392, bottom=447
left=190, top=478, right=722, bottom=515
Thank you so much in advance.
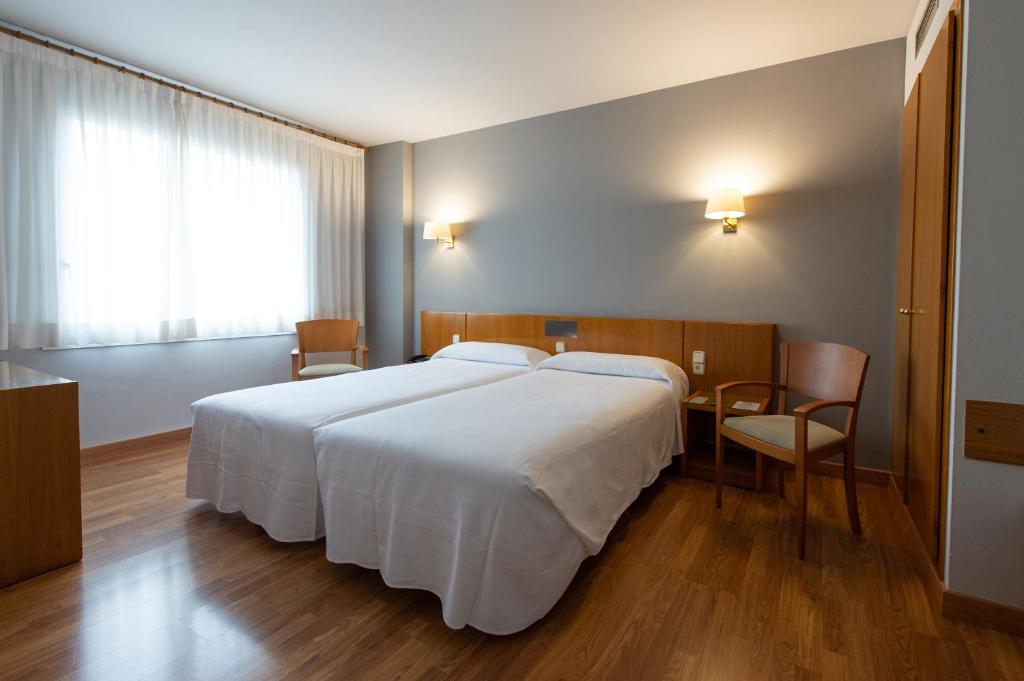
left=423, top=221, right=452, bottom=241
left=705, top=189, right=746, bottom=219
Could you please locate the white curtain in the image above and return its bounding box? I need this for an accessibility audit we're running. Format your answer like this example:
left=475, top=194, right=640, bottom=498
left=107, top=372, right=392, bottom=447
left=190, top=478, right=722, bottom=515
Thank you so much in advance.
left=0, top=34, right=363, bottom=349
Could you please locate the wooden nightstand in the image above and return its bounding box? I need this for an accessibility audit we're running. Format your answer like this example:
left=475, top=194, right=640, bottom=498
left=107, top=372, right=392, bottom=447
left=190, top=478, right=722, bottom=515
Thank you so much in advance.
left=679, top=390, right=769, bottom=490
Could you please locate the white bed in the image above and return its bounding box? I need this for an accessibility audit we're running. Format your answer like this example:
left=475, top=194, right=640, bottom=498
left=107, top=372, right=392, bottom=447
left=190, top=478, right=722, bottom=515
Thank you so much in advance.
left=186, top=342, right=549, bottom=542
left=313, top=351, right=688, bottom=634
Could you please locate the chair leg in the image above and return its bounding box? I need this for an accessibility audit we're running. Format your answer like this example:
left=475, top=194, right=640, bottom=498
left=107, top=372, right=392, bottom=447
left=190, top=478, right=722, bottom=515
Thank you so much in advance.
left=715, top=428, right=724, bottom=509
left=796, top=454, right=807, bottom=560
left=844, top=446, right=862, bottom=536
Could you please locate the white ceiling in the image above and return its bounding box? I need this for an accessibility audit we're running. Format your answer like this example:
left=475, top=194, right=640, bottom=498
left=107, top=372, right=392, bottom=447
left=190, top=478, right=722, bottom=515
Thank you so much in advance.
left=0, top=1, right=916, bottom=146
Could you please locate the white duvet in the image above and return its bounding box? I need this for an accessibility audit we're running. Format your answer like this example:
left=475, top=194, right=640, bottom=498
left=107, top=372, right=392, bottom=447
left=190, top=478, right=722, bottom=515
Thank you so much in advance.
left=313, top=353, right=688, bottom=634
left=186, top=356, right=532, bottom=542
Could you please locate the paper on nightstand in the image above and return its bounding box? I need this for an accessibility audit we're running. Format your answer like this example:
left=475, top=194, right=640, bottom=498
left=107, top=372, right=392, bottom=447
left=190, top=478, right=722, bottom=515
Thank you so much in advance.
left=732, top=400, right=760, bottom=411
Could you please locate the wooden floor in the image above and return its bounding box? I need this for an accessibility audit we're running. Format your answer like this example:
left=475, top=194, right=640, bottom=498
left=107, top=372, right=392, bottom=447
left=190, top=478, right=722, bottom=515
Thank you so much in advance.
left=1, top=443, right=1022, bottom=681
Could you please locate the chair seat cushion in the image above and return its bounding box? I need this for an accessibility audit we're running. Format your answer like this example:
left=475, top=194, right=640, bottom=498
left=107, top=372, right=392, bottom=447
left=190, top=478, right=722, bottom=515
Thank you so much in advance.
left=298, top=363, right=363, bottom=378
left=723, top=415, right=845, bottom=452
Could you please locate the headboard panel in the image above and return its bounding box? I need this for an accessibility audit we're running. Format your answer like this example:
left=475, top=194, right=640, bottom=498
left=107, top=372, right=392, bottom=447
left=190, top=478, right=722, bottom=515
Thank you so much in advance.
left=420, top=311, right=466, bottom=356
left=465, top=313, right=684, bottom=366
left=419, top=311, right=774, bottom=392
left=683, top=321, right=774, bottom=398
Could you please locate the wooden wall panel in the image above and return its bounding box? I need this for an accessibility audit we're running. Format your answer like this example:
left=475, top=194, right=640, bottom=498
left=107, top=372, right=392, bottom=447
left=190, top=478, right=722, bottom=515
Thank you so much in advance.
left=965, top=400, right=1024, bottom=466
left=574, top=317, right=683, bottom=366
left=419, top=312, right=466, bottom=356
left=465, top=313, right=547, bottom=351
left=427, top=312, right=772, bottom=387
left=683, top=321, right=775, bottom=398
left=465, top=313, right=684, bottom=366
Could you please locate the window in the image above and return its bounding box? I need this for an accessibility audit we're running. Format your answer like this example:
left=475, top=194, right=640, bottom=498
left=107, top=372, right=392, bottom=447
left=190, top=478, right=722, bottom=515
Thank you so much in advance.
left=56, top=114, right=307, bottom=345
left=1, top=35, right=364, bottom=350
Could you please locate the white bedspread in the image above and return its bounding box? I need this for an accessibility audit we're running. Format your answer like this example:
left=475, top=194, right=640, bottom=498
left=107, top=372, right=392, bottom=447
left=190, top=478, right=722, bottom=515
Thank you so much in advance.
left=186, top=358, right=528, bottom=542
left=314, top=360, right=687, bottom=634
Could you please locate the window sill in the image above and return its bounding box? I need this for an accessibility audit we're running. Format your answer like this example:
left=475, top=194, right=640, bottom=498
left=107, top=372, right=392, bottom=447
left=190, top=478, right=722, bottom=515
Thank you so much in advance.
left=41, top=331, right=297, bottom=351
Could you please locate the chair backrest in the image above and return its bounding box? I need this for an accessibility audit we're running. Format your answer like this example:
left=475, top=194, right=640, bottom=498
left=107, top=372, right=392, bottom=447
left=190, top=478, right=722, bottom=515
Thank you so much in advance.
left=780, top=341, right=870, bottom=405
left=295, top=319, right=359, bottom=354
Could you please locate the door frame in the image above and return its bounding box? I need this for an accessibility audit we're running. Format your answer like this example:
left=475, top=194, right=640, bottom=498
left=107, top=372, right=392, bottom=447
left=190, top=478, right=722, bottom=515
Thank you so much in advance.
left=936, top=0, right=965, bottom=580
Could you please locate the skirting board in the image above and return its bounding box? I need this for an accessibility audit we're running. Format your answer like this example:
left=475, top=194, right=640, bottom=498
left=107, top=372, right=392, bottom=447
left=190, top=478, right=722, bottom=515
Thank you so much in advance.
left=809, top=460, right=892, bottom=487
left=80, top=427, right=192, bottom=463
left=943, top=590, right=1024, bottom=639
left=887, top=476, right=1024, bottom=638
left=889, top=475, right=947, bottom=612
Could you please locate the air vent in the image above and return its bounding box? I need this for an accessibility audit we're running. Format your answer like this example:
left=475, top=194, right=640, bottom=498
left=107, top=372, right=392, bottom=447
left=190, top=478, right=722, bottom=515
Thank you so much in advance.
left=915, top=0, right=940, bottom=56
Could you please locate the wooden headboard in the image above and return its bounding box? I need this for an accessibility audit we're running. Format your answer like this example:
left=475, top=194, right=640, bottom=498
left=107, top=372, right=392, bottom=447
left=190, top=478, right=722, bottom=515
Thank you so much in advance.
left=465, top=313, right=684, bottom=366
left=683, top=321, right=774, bottom=399
left=420, top=311, right=467, bottom=356
left=421, top=311, right=775, bottom=392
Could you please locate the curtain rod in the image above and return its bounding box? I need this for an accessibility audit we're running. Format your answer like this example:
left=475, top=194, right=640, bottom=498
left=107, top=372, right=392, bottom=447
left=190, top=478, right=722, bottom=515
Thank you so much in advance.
left=0, top=25, right=367, bottom=151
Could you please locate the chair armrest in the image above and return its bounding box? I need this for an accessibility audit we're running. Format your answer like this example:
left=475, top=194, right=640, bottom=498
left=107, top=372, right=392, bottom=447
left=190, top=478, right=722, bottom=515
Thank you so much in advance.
left=290, top=348, right=301, bottom=381
left=792, top=399, right=856, bottom=417
left=714, top=381, right=785, bottom=423
left=291, top=348, right=299, bottom=356
left=791, top=399, right=856, bottom=451
left=715, top=380, right=787, bottom=395
left=712, top=378, right=782, bottom=421
left=355, top=344, right=369, bottom=370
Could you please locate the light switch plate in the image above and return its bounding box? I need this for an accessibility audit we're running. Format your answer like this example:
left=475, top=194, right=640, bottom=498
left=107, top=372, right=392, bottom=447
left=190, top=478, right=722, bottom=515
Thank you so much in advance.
left=692, top=350, right=706, bottom=376
left=555, top=341, right=566, bottom=353
left=452, top=334, right=461, bottom=343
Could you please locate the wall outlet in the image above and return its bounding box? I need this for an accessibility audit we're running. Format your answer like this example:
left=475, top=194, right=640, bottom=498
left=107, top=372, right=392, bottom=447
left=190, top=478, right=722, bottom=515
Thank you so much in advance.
left=452, top=334, right=461, bottom=343
left=555, top=341, right=566, bottom=353
left=692, top=350, right=705, bottom=375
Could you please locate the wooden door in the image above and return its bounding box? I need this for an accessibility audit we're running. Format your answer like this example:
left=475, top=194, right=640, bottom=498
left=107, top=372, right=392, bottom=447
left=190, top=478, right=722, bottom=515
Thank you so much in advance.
left=904, top=16, right=956, bottom=562
left=891, top=80, right=919, bottom=502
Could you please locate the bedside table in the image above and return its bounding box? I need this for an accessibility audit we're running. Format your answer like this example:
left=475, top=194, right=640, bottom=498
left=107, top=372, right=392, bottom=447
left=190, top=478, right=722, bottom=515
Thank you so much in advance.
left=680, top=390, right=770, bottom=490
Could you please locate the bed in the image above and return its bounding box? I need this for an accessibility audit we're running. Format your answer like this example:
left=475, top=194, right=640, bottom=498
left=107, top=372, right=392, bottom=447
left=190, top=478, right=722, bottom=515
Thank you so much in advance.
left=186, top=342, right=549, bottom=542
left=313, top=351, right=689, bottom=634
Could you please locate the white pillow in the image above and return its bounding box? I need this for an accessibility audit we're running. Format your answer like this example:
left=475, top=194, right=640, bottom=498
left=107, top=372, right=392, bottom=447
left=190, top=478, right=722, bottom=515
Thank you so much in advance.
left=432, top=341, right=551, bottom=369
left=536, top=351, right=690, bottom=400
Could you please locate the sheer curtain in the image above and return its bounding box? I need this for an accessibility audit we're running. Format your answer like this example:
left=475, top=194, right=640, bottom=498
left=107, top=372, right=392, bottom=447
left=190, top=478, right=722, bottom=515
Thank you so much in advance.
left=0, top=33, right=363, bottom=349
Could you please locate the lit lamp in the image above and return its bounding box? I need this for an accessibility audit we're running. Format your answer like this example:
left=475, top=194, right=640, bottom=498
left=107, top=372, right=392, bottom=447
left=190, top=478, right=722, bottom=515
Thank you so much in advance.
left=705, top=188, right=746, bottom=233
left=423, top=221, right=454, bottom=249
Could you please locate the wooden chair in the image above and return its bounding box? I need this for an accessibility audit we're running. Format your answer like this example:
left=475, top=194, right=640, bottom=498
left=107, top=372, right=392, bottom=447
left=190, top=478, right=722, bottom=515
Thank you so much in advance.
left=714, top=341, right=870, bottom=559
left=291, top=319, right=369, bottom=381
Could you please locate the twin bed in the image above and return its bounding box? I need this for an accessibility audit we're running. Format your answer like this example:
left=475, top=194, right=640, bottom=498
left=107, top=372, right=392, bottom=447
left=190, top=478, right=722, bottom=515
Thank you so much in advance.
left=187, top=342, right=546, bottom=542
left=187, top=338, right=689, bottom=634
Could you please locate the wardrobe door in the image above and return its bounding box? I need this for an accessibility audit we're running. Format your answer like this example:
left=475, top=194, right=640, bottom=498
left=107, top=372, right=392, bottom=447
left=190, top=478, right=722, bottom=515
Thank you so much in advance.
left=906, top=15, right=956, bottom=562
left=891, top=80, right=920, bottom=502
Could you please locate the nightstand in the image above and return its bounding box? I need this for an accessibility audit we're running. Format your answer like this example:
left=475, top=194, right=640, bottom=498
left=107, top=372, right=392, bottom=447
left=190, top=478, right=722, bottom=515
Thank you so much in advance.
left=680, top=390, right=769, bottom=490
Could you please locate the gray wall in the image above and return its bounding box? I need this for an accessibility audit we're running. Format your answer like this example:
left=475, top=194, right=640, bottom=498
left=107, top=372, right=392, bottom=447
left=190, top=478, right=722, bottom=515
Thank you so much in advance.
left=409, top=40, right=904, bottom=469
left=365, top=141, right=413, bottom=368
left=945, top=0, right=1024, bottom=608
left=0, top=335, right=294, bottom=447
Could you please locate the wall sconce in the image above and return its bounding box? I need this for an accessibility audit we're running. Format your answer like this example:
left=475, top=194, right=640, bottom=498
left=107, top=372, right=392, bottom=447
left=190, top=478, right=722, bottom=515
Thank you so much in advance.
left=705, top=188, right=746, bottom=233
left=423, top=221, right=454, bottom=249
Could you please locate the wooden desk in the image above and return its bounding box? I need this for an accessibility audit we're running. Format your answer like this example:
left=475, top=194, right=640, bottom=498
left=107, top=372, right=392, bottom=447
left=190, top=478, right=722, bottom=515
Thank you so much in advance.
left=680, top=390, right=769, bottom=490
left=0, top=362, right=82, bottom=587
